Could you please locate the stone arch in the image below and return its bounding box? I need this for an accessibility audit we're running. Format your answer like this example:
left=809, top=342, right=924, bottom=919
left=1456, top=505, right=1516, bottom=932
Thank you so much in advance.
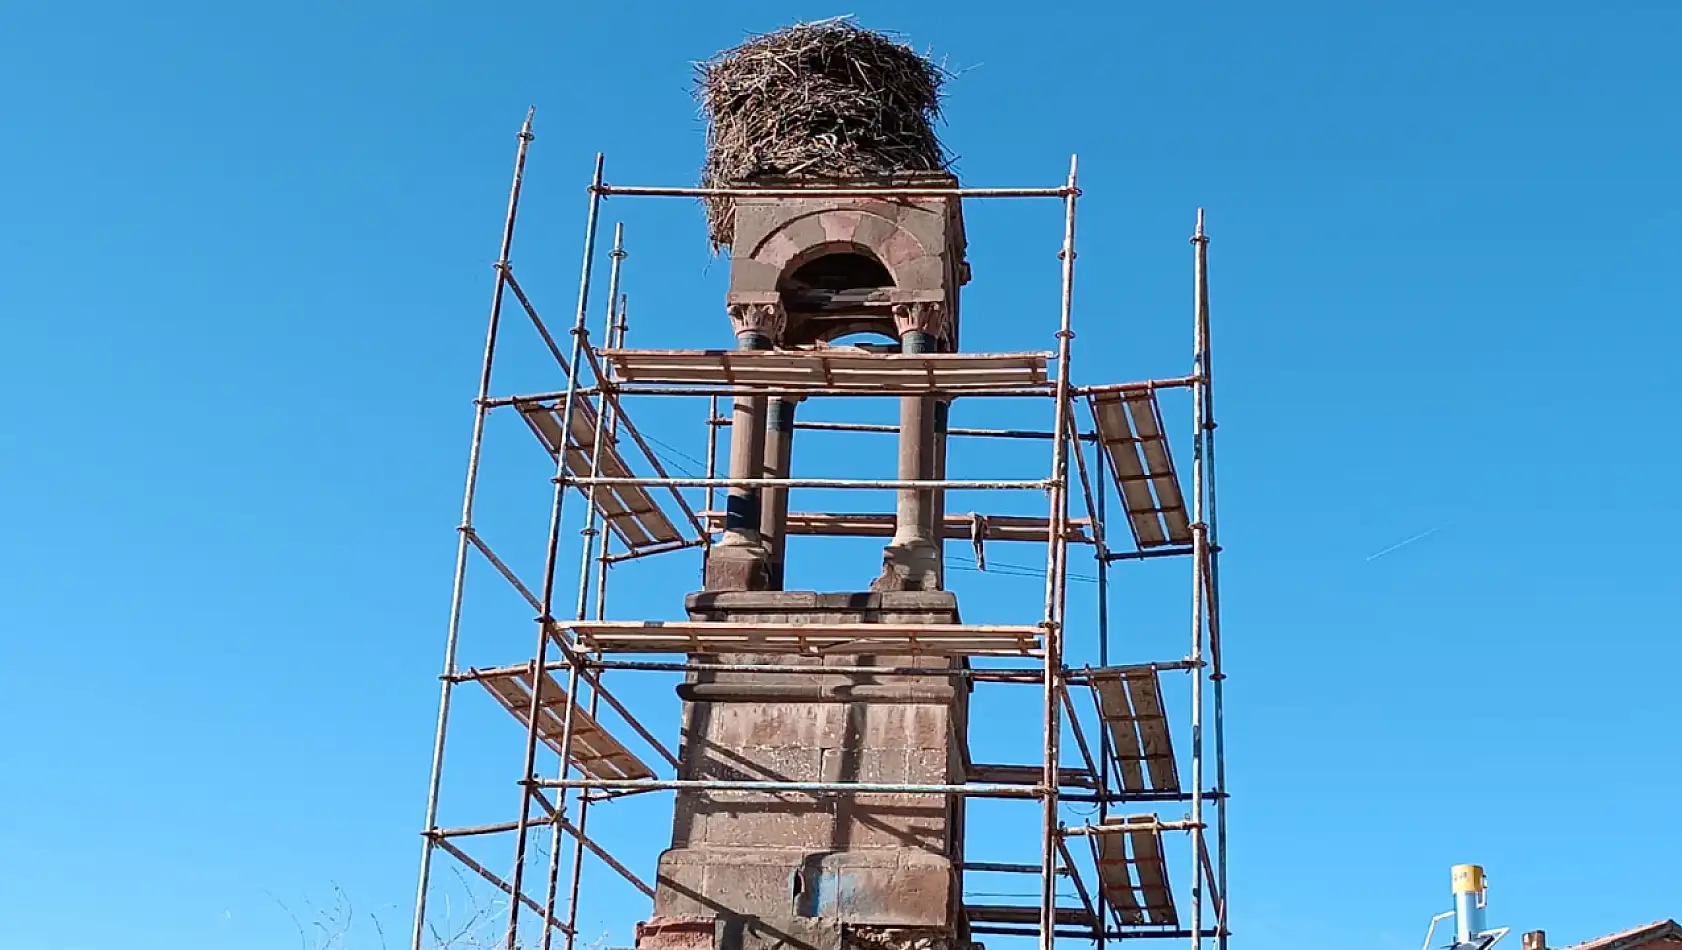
left=739, top=207, right=941, bottom=295
left=777, top=239, right=894, bottom=288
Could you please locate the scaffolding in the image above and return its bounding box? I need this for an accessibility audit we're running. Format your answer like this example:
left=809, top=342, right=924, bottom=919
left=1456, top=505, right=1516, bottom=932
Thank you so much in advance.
left=408, top=111, right=1229, bottom=950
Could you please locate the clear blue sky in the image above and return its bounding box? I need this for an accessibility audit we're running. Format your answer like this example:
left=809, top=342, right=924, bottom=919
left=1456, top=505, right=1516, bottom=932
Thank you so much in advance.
left=3, top=2, right=1679, bottom=949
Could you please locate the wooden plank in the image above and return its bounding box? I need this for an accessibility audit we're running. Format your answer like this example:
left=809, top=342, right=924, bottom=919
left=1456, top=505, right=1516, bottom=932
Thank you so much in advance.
left=1091, top=668, right=1180, bottom=794
left=1095, top=831, right=1145, bottom=925
left=1127, top=819, right=1177, bottom=927
left=1093, top=816, right=1178, bottom=928
left=1125, top=670, right=1180, bottom=793
left=562, top=620, right=1042, bottom=657
left=1121, top=392, right=1192, bottom=545
left=966, top=763, right=1097, bottom=788
left=1090, top=391, right=1193, bottom=550
left=965, top=905, right=1096, bottom=928
left=602, top=349, right=1052, bottom=391
left=1093, top=678, right=1148, bottom=792
left=518, top=401, right=684, bottom=550
left=699, top=510, right=1093, bottom=544
left=476, top=668, right=654, bottom=781
left=1091, top=394, right=1168, bottom=548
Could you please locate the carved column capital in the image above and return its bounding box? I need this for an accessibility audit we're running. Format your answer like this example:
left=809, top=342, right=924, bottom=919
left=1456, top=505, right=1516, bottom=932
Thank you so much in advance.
left=728, top=301, right=787, bottom=345
left=891, top=301, right=949, bottom=341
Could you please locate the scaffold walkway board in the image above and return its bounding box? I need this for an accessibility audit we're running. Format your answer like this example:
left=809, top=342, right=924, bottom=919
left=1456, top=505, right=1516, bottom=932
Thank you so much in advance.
left=517, top=398, right=685, bottom=552
left=966, top=762, right=1097, bottom=789
left=700, top=510, right=1093, bottom=544
left=601, top=348, right=1052, bottom=392
left=1089, top=390, right=1193, bottom=548
left=1092, top=816, right=1179, bottom=928
left=965, top=905, right=1098, bottom=929
left=474, top=667, right=654, bottom=782
left=559, top=620, right=1043, bottom=657
left=1089, top=665, right=1180, bottom=793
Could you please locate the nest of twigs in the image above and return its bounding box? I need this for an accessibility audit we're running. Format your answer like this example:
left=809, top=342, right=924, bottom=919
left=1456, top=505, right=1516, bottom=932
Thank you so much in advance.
left=697, top=19, right=949, bottom=248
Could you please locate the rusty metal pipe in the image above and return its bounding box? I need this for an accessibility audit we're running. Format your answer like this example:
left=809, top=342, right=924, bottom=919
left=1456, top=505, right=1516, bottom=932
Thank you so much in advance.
left=596, top=184, right=1074, bottom=199
left=536, top=777, right=1045, bottom=797
left=1039, top=154, right=1080, bottom=950
left=489, top=386, right=1057, bottom=403
left=1077, top=375, right=1202, bottom=396
left=711, top=415, right=1103, bottom=442
left=563, top=476, right=1050, bottom=490
left=580, top=659, right=1045, bottom=680
left=435, top=839, right=573, bottom=936
left=1060, top=818, right=1205, bottom=836
left=541, top=223, right=629, bottom=950
left=409, top=107, right=534, bottom=950
left=676, top=681, right=958, bottom=704
left=1194, top=207, right=1230, bottom=950
left=428, top=816, right=652, bottom=899
left=504, top=151, right=605, bottom=950
left=1187, top=208, right=1211, bottom=950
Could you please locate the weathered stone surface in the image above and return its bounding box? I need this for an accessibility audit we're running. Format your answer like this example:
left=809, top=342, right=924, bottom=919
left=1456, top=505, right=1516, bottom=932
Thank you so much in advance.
left=637, top=916, right=720, bottom=950
left=722, top=174, right=967, bottom=349
left=869, top=542, right=943, bottom=593
left=705, top=544, right=771, bottom=592
left=640, top=590, right=970, bottom=950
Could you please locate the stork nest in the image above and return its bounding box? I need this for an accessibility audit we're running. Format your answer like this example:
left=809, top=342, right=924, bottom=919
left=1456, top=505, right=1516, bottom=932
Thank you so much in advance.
left=696, top=19, right=949, bottom=248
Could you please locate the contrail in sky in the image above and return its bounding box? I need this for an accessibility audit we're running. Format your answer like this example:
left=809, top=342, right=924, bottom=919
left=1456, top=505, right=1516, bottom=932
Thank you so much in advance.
left=1364, top=522, right=1452, bottom=562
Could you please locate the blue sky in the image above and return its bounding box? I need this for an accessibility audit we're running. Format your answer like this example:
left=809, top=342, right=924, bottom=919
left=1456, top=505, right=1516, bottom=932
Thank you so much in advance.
left=3, top=1, right=1680, bottom=949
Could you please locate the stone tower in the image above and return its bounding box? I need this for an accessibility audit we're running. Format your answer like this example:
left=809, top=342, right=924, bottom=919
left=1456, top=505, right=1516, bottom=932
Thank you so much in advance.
left=634, top=174, right=977, bottom=950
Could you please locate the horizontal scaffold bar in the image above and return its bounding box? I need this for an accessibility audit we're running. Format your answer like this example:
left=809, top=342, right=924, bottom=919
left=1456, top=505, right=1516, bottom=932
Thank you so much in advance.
left=1061, top=818, right=1205, bottom=836
left=605, top=385, right=1058, bottom=398
left=595, top=184, right=1076, bottom=199
left=560, top=476, right=1053, bottom=490
left=582, top=659, right=1047, bottom=679
left=969, top=927, right=1226, bottom=940
left=711, top=416, right=1102, bottom=443
left=486, top=376, right=1194, bottom=407
left=533, top=777, right=1046, bottom=797
left=1081, top=375, right=1202, bottom=395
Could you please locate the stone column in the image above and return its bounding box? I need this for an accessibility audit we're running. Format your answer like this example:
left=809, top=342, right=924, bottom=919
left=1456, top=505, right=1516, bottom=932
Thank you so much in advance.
left=705, top=302, right=785, bottom=592
left=873, top=302, right=947, bottom=592
left=759, top=395, right=799, bottom=590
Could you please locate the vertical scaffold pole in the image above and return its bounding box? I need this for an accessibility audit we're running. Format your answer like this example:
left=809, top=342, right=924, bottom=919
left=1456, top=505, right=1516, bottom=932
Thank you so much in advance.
left=1193, top=210, right=1227, bottom=950
left=561, top=292, right=628, bottom=950
left=409, top=107, right=535, bottom=950
left=704, top=394, right=719, bottom=584
left=506, top=153, right=606, bottom=950
left=1093, top=439, right=1112, bottom=949
left=539, top=224, right=628, bottom=950
left=1188, top=208, right=1210, bottom=950
left=1039, top=154, right=1079, bottom=950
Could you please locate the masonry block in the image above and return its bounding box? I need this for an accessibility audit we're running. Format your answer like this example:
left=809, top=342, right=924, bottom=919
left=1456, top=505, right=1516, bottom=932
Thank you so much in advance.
left=639, top=591, right=972, bottom=950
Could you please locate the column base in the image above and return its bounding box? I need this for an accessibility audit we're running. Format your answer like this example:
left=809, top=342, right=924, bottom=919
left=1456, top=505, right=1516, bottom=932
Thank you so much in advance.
left=869, top=539, right=942, bottom=593
left=705, top=536, right=771, bottom=592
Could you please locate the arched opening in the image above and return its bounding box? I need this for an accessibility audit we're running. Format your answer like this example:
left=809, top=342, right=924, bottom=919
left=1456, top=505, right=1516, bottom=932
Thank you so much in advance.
left=785, top=252, right=893, bottom=295
left=777, top=244, right=898, bottom=346
left=778, top=247, right=894, bottom=314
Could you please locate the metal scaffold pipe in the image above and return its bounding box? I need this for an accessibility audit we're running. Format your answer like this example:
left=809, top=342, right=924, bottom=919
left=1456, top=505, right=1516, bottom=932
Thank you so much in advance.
left=596, top=183, right=1075, bottom=199
left=409, top=107, right=534, bottom=950
left=1039, top=153, right=1080, bottom=950
left=562, top=291, right=631, bottom=950
left=539, top=222, right=629, bottom=950
left=1187, top=207, right=1211, bottom=950
left=1195, top=208, right=1230, bottom=948
left=504, top=152, right=606, bottom=950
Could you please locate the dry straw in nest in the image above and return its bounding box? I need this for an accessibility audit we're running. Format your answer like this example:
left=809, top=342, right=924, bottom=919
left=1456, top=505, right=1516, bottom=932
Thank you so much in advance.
left=696, top=19, right=950, bottom=248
